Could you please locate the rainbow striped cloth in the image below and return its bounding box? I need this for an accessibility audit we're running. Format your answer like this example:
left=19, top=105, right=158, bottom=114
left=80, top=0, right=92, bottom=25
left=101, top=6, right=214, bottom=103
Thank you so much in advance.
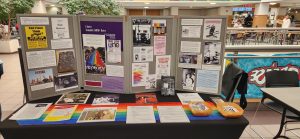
left=16, top=102, right=225, bottom=126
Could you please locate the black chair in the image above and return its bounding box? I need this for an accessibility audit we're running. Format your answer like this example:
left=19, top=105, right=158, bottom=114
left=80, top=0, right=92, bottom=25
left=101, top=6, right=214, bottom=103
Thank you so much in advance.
left=0, top=60, right=3, bottom=79
left=263, top=70, right=300, bottom=137
left=0, top=104, right=2, bottom=121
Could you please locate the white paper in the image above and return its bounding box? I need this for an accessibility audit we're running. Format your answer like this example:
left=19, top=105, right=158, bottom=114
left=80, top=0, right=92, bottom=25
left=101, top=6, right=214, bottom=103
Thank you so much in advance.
left=132, top=63, right=149, bottom=87
left=82, top=34, right=105, bottom=48
left=145, top=74, right=157, bottom=89
left=20, top=17, right=49, bottom=25
left=203, top=19, right=222, bottom=40
left=182, top=26, right=201, bottom=38
left=155, top=55, right=171, bottom=79
left=154, top=36, right=166, bottom=55
left=157, top=106, right=190, bottom=123
left=126, top=106, right=156, bottom=124
left=180, top=41, right=201, bottom=53
left=106, top=65, right=124, bottom=77
left=10, top=103, right=51, bottom=120
left=51, top=18, right=70, bottom=39
left=26, top=50, right=56, bottom=69
left=51, top=39, right=73, bottom=49
left=107, top=40, right=122, bottom=63
left=181, top=19, right=203, bottom=25
left=133, top=47, right=153, bottom=62
left=196, top=70, right=220, bottom=94
left=177, top=93, right=204, bottom=105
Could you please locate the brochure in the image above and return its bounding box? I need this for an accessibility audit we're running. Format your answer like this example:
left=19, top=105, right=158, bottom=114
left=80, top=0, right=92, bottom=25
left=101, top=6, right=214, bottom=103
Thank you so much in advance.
left=10, top=103, right=51, bottom=120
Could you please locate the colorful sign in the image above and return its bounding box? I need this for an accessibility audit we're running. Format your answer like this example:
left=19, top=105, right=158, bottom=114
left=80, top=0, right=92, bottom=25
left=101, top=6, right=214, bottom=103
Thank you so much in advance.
left=25, top=26, right=48, bottom=49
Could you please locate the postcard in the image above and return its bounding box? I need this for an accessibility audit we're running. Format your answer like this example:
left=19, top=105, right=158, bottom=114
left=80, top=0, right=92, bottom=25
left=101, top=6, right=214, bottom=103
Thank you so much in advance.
left=55, top=93, right=90, bottom=105
left=135, top=93, right=158, bottom=104
left=77, top=107, right=117, bottom=123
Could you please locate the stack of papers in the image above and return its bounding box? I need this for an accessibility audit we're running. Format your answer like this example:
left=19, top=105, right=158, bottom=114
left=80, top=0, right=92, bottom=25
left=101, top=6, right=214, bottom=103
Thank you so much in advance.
left=177, top=93, right=204, bottom=105
left=126, top=106, right=156, bottom=124
left=10, top=103, right=52, bottom=120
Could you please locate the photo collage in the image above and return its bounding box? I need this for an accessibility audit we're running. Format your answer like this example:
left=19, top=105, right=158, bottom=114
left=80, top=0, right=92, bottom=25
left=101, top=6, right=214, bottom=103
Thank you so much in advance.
left=179, top=18, right=223, bottom=94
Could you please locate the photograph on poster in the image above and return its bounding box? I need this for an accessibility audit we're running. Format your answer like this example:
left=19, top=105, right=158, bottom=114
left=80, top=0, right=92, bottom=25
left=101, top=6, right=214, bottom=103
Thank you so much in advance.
left=84, top=46, right=106, bottom=74
left=26, top=50, right=56, bottom=69
left=54, top=73, right=78, bottom=91
left=196, top=70, right=220, bottom=94
left=145, top=74, right=157, bottom=89
left=154, top=36, right=166, bottom=55
left=133, top=47, right=153, bottom=62
left=181, top=26, right=201, bottom=38
left=203, top=19, right=222, bottom=40
left=56, top=49, right=76, bottom=73
left=203, top=42, right=221, bottom=65
left=25, top=26, right=48, bottom=49
left=51, top=18, right=70, bottom=39
left=161, top=76, right=175, bottom=96
left=77, top=107, right=117, bottom=123
left=180, top=41, right=201, bottom=53
left=182, top=68, right=196, bottom=90
left=152, top=20, right=166, bottom=35
left=107, top=40, right=121, bottom=63
left=56, top=93, right=90, bottom=105
left=28, top=68, right=54, bottom=91
left=179, top=53, right=202, bottom=69
left=132, top=19, right=151, bottom=46
left=156, top=55, right=171, bottom=79
left=132, top=63, right=149, bottom=87
left=92, top=94, right=119, bottom=105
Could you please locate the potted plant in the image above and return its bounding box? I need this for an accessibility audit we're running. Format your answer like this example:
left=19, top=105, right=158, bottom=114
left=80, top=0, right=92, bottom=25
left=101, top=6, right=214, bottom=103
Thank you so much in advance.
left=0, top=0, right=34, bottom=53
left=59, top=0, right=120, bottom=15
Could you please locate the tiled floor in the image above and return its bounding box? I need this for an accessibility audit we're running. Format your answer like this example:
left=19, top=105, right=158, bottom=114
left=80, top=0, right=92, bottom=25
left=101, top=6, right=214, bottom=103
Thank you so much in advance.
left=0, top=53, right=300, bottom=139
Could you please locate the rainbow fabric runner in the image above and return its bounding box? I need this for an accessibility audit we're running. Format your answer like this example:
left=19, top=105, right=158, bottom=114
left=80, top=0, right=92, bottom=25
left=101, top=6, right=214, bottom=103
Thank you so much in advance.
left=16, top=102, right=225, bottom=126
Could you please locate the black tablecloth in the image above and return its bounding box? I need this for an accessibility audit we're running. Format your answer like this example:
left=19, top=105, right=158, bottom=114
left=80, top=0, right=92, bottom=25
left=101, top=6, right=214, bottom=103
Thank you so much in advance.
left=0, top=92, right=249, bottom=139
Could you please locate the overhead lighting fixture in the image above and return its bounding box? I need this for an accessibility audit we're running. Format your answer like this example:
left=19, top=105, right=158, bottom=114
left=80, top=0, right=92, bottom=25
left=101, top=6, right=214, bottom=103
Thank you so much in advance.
left=144, top=2, right=150, bottom=5
left=50, top=4, right=55, bottom=7
left=270, top=3, right=277, bottom=5
left=144, top=7, right=149, bottom=9
left=210, top=3, right=216, bottom=5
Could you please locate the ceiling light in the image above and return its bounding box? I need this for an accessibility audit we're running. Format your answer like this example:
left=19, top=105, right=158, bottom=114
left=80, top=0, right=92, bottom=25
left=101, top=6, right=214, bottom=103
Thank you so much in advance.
left=144, top=2, right=150, bottom=5
left=50, top=4, right=55, bottom=7
left=270, top=3, right=277, bottom=5
left=210, top=3, right=216, bottom=5
left=144, top=7, right=149, bottom=9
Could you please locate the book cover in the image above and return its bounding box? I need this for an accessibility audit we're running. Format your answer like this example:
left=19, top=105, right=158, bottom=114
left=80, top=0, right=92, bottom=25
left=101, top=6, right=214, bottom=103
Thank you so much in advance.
left=135, top=93, right=158, bottom=104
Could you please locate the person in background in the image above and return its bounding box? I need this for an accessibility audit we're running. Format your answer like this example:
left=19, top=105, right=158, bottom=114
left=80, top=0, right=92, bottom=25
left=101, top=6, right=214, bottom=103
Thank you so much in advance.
left=234, top=20, right=243, bottom=28
left=277, top=14, right=291, bottom=28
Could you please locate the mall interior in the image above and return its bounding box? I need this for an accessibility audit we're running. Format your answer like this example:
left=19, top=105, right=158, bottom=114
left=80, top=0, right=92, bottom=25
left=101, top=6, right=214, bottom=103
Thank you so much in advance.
left=0, top=0, right=300, bottom=139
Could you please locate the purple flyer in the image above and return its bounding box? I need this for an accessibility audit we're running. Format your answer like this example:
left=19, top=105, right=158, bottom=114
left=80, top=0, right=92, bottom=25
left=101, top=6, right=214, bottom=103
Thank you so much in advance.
left=102, top=76, right=124, bottom=93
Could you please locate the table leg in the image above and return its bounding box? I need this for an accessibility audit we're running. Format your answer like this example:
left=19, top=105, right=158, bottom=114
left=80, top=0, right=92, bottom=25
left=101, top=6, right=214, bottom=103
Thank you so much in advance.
left=274, top=108, right=288, bottom=139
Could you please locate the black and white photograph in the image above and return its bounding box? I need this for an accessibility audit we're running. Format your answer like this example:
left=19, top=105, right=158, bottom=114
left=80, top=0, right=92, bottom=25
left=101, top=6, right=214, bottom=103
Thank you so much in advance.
left=56, top=93, right=90, bottom=105
left=203, top=42, right=221, bottom=65
left=182, top=68, right=196, bottom=90
left=178, top=53, right=201, bottom=69
left=54, top=73, right=78, bottom=91
left=203, top=19, right=222, bottom=40
left=132, top=19, right=151, bottom=46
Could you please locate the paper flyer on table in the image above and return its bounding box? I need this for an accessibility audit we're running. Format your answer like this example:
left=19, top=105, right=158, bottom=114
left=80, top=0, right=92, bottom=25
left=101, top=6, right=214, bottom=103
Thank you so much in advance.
left=51, top=39, right=73, bottom=49
left=77, top=107, right=117, bottom=123
left=132, top=63, right=149, bottom=87
left=92, top=94, right=119, bottom=105
left=133, top=47, right=153, bottom=62
left=26, top=50, right=56, bottom=69
left=145, top=74, right=157, bottom=89
left=10, top=103, right=52, bottom=120
left=182, top=68, right=196, bottom=90
left=155, top=55, right=171, bottom=79
left=44, top=105, right=77, bottom=122
left=180, top=41, right=201, bottom=53
left=28, top=68, right=54, bottom=91
left=107, top=40, right=122, bottom=63
left=126, top=106, right=156, bottom=124
left=177, top=93, right=204, bottom=105
left=51, top=18, right=70, bottom=39
left=203, top=19, right=222, bottom=40
left=154, top=36, right=166, bottom=55
left=181, top=19, right=203, bottom=25
left=56, top=49, right=76, bottom=73
left=157, top=106, right=190, bottom=123
left=54, top=73, right=78, bottom=91
left=196, top=70, right=220, bottom=94
left=178, top=53, right=202, bottom=69
left=182, top=26, right=201, bottom=38
left=20, top=17, right=49, bottom=25
left=106, top=65, right=124, bottom=77
left=25, top=26, right=48, bottom=49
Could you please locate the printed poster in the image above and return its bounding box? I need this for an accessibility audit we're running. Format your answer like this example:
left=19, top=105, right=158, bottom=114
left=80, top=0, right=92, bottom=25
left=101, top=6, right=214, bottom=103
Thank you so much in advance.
left=182, top=68, right=196, bottom=90
left=102, top=76, right=124, bottom=93
left=56, top=49, right=76, bottom=73
left=182, top=26, right=201, bottom=38
left=25, top=26, right=48, bottom=49
left=28, top=68, right=54, bottom=91
left=106, top=65, right=124, bottom=77
left=154, top=36, right=166, bottom=55
left=180, top=41, right=201, bottom=53
left=80, top=21, right=123, bottom=74
left=133, top=47, right=153, bottom=62
left=51, top=39, right=73, bottom=49
left=203, top=19, right=222, bottom=40
left=132, top=63, right=149, bottom=87
left=107, top=40, right=121, bottom=63
left=54, top=73, right=78, bottom=91
left=196, top=70, right=220, bottom=94
left=152, top=20, right=166, bottom=35
left=26, top=50, right=56, bottom=69
left=145, top=74, right=157, bottom=89
left=51, top=18, right=70, bottom=39
left=156, top=55, right=171, bottom=79
left=132, top=19, right=151, bottom=46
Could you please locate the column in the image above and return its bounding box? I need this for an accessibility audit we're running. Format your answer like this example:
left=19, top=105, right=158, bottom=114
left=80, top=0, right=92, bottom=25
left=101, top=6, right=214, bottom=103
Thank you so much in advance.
left=119, top=7, right=127, bottom=16
left=31, top=0, right=47, bottom=14
left=253, top=3, right=269, bottom=27
left=170, top=7, right=178, bottom=16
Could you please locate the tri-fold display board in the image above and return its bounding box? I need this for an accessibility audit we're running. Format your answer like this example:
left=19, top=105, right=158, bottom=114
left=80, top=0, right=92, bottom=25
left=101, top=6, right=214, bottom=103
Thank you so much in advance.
left=17, top=15, right=226, bottom=101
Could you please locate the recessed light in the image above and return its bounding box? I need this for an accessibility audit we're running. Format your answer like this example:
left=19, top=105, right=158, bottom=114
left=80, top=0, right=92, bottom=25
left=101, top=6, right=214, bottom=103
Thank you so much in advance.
left=50, top=4, right=55, bottom=7
left=145, top=2, right=150, bottom=5
left=144, top=7, right=149, bottom=9
left=210, top=3, right=216, bottom=5
left=270, top=3, right=277, bottom=5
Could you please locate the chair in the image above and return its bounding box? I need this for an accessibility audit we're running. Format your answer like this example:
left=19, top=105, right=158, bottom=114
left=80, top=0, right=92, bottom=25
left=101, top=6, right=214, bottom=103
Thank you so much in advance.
left=263, top=70, right=300, bottom=137
left=0, top=104, right=2, bottom=121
